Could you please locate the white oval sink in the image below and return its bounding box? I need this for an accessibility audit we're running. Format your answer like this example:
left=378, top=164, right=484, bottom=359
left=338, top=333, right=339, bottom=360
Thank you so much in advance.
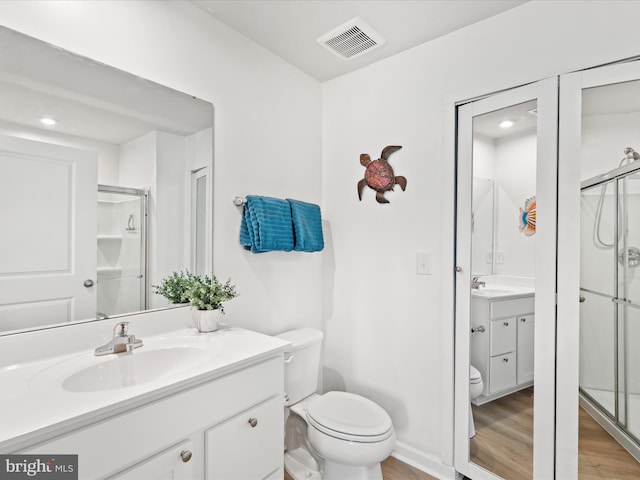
left=63, top=347, right=206, bottom=392
left=30, top=334, right=223, bottom=393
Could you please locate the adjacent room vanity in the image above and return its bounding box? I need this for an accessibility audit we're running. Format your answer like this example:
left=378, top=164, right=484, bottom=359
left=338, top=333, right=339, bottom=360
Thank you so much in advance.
left=0, top=309, right=289, bottom=480
left=470, top=288, right=535, bottom=405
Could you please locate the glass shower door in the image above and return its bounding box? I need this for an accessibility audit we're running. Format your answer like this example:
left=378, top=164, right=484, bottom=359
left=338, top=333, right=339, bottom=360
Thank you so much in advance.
left=580, top=181, right=617, bottom=419
left=97, top=186, right=147, bottom=317
left=580, top=170, right=640, bottom=447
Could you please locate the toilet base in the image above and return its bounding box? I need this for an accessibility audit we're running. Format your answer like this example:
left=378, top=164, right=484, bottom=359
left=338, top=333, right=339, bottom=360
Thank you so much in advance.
left=323, top=461, right=383, bottom=480
left=284, top=447, right=321, bottom=480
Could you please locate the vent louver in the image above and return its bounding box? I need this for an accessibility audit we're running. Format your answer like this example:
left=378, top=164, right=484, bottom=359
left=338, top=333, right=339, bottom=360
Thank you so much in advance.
left=317, top=17, right=385, bottom=61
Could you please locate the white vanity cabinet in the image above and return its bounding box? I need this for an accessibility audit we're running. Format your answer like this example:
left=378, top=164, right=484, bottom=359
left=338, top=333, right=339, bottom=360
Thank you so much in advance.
left=21, top=356, right=284, bottom=480
left=471, top=294, right=534, bottom=404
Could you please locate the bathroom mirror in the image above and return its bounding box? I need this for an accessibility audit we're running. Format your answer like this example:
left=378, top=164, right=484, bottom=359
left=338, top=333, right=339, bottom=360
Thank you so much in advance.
left=471, top=177, right=495, bottom=276
left=469, top=100, right=537, bottom=479
left=0, top=26, right=213, bottom=335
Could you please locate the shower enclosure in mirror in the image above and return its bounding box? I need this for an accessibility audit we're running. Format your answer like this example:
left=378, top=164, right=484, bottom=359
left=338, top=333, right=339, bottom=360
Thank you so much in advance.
left=455, top=78, right=558, bottom=480
left=97, top=185, right=147, bottom=319
left=573, top=73, right=640, bottom=471
left=0, top=26, right=213, bottom=335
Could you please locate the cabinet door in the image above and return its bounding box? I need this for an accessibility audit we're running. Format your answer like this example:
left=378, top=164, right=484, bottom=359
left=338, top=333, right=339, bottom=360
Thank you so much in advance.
left=108, top=439, right=195, bottom=480
left=489, top=318, right=516, bottom=356
left=517, top=315, right=535, bottom=384
left=489, top=352, right=516, bottom=393
left=206, top=396, right=283, bottom=480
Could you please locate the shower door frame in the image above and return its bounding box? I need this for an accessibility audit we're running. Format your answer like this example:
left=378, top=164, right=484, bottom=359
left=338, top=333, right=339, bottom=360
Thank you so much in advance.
left=97, top=184, right=149, bottom=313
left=558, top=58, right=640, bottom=479
left=579, top=164, right=640, bottom=461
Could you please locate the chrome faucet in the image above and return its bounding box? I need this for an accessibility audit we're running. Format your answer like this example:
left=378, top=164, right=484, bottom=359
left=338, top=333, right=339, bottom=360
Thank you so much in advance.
left=94, top=321, right=143, bottom=356
left=471, top=276, right=486, bottom=289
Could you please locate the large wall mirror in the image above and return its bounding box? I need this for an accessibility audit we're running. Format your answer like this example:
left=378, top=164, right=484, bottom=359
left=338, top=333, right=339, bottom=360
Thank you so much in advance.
left=0, top=26, right=213, bottom=335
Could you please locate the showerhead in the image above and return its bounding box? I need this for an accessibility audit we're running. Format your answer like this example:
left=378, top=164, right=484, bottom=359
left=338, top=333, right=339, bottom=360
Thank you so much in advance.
left=624, top=147, right=640, bottom=161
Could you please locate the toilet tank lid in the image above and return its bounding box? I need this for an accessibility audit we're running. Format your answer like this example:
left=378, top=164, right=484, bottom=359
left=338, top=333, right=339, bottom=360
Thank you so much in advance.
left=275, top=328, right=323, bottom=351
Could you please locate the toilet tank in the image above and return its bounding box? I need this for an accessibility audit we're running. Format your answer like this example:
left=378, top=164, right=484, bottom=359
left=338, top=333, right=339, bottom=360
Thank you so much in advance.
left=275, top=328, right=324, bottom=406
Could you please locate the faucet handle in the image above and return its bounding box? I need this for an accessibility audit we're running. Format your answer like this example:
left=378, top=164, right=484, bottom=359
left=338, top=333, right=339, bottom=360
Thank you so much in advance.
left=114, top=321, right=129, bottom=337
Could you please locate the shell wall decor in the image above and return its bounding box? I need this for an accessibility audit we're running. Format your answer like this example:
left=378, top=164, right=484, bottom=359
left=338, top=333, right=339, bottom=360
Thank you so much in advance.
left=357, top=145, right=407, bottom=204
left=519, top=196, right=536, bottom=236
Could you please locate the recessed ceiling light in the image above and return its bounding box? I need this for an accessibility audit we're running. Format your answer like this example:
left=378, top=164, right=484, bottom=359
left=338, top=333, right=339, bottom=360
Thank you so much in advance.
left=39, top=117, right=57, bottom=126
left=499, top=120, right=514, bottom=129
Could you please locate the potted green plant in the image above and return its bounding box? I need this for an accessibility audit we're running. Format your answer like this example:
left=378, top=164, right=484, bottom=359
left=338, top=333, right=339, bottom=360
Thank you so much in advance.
left=152, top=271, right=196, bottom=305
left=188, top=275, right=238, bottom=332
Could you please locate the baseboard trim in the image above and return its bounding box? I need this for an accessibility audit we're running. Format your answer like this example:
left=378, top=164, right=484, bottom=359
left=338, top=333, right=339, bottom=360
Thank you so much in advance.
left=392, top=441, right=457, bottom=479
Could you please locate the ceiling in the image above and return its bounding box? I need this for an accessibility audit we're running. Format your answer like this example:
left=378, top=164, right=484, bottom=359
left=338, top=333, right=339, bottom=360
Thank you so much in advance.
left=192, top=0, right=528, bottom=82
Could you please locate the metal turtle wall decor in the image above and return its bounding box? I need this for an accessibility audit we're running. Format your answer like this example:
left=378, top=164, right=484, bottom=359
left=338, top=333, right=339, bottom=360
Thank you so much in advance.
left=357, top=145, right=407, bottom=204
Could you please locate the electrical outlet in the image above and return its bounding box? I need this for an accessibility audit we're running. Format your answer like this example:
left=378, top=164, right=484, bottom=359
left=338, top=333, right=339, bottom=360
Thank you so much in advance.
left=416, top=252, right=431, bottom=275
left=495, top=250, right=504, bottom=264
left=485, top=251, right=493, bottom=264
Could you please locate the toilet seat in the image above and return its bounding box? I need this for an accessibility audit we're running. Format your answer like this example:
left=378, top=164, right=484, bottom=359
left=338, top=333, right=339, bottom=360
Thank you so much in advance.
left=470, top=366, right=482, bottom=384
left=306, top=391, right=394, bottom=443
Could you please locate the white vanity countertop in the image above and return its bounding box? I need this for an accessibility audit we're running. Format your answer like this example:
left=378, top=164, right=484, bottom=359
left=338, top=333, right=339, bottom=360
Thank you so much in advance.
left=471, top=285, right=535, bottom=300
left=0, top=327, right=290, bottom=451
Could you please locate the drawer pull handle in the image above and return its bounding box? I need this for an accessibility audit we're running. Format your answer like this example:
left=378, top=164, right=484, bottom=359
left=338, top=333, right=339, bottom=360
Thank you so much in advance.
left=503, top=357, right=509, bottom=363
left=503, top=321, right=509, bottom=326
left=520, top=318, right=526, bottom=322
left=471, top=325, right=485, bottom=333
left=180, top=450, right=192, bottom=463
left=248, top=417, right=258, bottom=428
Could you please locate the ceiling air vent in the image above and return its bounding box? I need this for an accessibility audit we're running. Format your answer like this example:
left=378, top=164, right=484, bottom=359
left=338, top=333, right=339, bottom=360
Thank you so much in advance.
left=317, top=17, right=385, bottom=61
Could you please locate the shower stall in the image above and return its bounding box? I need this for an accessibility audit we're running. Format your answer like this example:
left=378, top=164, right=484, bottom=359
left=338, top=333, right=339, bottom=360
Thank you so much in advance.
left=580, top=152, right=640, bottom=460
left=97, top=185, right=147, bottom=318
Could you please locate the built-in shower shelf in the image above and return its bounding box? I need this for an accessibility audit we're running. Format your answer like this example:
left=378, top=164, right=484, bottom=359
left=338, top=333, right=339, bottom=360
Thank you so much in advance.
left=97, top=235, right=123, bottom=241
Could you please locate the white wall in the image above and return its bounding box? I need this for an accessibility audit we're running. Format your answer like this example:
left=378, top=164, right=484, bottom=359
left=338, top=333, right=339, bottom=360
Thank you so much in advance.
left=322, top=0, right=640, bottom=472
left=494, top=130, right=536, bottom=278
left=0, top=0, right=323, bottom=335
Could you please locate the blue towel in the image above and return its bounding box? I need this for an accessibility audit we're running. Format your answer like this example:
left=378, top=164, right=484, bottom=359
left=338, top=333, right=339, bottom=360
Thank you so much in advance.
left=287, top=198, right=324, bottom=252
left=240, top=195, right=294, bottom=253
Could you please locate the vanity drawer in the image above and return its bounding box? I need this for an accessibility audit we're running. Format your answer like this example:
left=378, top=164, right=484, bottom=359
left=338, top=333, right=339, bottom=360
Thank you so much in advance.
left=206, top=395, right=282, bottom=480
left=489, top=352, right=516, bottom=393
left=490, top=318, right=516, bottom=356
left=490, top=296, right=534, bottom=319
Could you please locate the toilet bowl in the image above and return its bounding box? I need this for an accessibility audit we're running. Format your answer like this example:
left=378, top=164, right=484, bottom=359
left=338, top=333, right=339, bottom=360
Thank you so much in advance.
left=276, top=328, right=396, bottom=480
left=469, top=365, right=484, bottom=438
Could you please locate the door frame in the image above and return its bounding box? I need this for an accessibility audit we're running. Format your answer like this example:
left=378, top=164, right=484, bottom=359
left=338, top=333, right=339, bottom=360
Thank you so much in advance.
left=453, top=77, right=558, bottom=479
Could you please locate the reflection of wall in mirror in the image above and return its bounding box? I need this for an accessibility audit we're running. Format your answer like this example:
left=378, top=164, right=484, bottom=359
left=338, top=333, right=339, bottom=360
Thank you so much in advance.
left=473, top=131, right=537, bottom=278
left=119, top=128, right=212, bottom=309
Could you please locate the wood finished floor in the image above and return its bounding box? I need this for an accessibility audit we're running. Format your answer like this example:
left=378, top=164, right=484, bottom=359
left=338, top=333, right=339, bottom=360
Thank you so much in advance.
left=470, top=387, right=640, bottom=479
left=283, top=456, right=437, bottom=480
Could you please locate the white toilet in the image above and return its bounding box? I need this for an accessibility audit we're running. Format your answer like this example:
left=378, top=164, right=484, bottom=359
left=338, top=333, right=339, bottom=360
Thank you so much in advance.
left=469, top=365, right=484, bottom=438
left=276, top=328, right=396, bottom=480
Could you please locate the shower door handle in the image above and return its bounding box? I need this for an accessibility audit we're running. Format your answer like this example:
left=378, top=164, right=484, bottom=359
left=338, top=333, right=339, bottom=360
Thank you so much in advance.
left=83, top=279, right=94, bottom=288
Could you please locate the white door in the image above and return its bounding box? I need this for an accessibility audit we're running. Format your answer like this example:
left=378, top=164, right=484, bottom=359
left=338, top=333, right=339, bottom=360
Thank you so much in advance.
left=454, top=78, right=558, bottom=479
left=0, top=134, right=97, bottom=332
left=557, top=59, right=640, bottom=479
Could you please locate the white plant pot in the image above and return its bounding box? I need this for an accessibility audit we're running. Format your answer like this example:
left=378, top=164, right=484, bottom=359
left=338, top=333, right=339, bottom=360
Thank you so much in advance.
left=193, top=308, right=222, bottom=333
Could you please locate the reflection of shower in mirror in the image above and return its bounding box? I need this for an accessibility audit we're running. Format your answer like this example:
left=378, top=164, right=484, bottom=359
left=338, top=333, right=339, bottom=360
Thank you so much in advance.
left=593, top=148, right=640, bottom=264
left=126, top=213, right=136, bottom=233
